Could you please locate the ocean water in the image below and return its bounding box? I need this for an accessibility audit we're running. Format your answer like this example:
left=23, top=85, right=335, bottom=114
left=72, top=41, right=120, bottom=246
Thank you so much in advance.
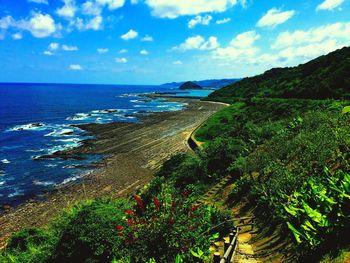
left=0, top=83, right=211, bottom=207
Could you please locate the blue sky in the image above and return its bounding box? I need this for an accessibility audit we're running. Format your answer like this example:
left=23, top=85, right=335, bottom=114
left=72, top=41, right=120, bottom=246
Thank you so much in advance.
left=0, top=0, right=349, bottom=84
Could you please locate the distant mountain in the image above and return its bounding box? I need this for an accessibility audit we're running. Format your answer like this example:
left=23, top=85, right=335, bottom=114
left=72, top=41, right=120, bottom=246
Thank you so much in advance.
left=162, top=78, right=240, bottom=89
left=209, top=47, right=350, bottom=101
left=179, top=81, right=202, bottom=90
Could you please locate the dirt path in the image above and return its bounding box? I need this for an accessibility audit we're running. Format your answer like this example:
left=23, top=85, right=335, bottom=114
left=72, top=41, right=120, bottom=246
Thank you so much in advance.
left=0, top=98, right=226, bottom=249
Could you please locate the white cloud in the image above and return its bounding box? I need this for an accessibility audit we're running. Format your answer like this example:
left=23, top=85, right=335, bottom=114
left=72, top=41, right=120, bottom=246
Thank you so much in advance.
left=69, top=64, right=83, bottom=70
left=12, top=32, right=23, bottom=40
left=85, top=15, right=103, bottom=30
left=62, top=44, right=78, bottom=51
left=121, top=29, right=138, bottom=40
left=28, top=0, right=48, bottom=4
left=213, top=31, right=260, bottom=61
left=119, top=49, right=128, bottom=53
left=257, top=8, right=295, bottom=28
left=172, top=35, right=219, bottom=51
left=230, top=30, right=260, bottom=48
left=188, top=15, right=212, bottom=29
left=173, top=60, right=183, bottom=65
left=317, top=0, right=344, bottom=10
left=49, top=42, right=60, bottom=51
left=96, top=0, right=125, bottom=10
left=216, top=18, right=231, bottom=24
left=82, top=1, right=102, bottom=16
left=27, top=13, right=56, bottom=38
left=273, top=22, right=350, bottom=49
left=0, top=16, right=15, bottom=29
left=115, top=57, right=128, bottom=63
left=142, top=35, right=153, bottom=42
left=130, top=0, right=138, bottom=4
left=144, top=0, right=240, bottom=19
left=56, top=0, right=77, bottom=19
left=0, top=13, right=56, bottom=39
left=97, top=48, right=109, bottom=53
left=44, top=50, right=54, bottom=56
left=140, top=49, right=149, bottom=55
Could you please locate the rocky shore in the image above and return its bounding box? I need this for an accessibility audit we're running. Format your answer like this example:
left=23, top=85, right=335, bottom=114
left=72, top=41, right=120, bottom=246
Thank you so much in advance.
left=0, top=97, right=226, bottom=249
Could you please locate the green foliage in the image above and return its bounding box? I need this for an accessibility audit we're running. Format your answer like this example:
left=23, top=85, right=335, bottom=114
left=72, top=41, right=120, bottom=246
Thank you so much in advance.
left=208, top=47, right=350, bottom=102
left=284, top=169, right=350, bottom=255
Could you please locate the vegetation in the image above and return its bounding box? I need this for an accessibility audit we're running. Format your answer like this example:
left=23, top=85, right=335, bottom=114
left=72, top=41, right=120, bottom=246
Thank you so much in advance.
left=2, top=47, right=350, bottom=262
left=208, top=47, right=350, bottom=101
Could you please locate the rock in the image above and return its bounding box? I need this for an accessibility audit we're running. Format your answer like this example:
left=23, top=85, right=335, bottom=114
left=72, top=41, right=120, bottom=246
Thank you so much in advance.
left=179, top=81, right=203, bottom=90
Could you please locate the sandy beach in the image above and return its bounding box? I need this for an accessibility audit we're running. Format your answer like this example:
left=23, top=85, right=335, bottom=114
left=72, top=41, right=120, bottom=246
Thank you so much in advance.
left=0, top=97, right=226, bottom=248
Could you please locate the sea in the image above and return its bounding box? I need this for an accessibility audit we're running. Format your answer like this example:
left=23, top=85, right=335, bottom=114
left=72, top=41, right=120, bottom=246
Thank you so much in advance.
left=0, top=83, right=213, bottom=208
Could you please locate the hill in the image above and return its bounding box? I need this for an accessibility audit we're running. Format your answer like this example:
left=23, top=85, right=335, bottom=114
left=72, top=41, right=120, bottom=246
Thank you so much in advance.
left=162, top=78, right=240, bottom=89
left=179, top=81, right=202, bottom=90
left=208, top=46, right=350, bottom=101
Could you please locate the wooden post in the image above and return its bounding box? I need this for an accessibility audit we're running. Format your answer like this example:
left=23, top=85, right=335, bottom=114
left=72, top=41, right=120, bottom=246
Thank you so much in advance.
left=224, top=240, right=230, bottom=253
left=229, top=232, right=235, bottom=243
left=213, top=252, right=221, bottom=263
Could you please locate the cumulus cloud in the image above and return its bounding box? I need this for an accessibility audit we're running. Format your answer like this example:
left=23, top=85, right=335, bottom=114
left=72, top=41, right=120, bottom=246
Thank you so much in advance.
left=272, top=22, right=350, bottom=49
left=140, top=49, right=149, bottom=55
left=0, top=13, right=56, bottom=39
left=141, top=35, right=153, bottom=42
left=173, top=60, right=183, bottom=65
left=257, top=8, right=295, bottom=28
left=0, top=16, right=15, bottom=30
left=27, top=13, right=56, bottom=38
left=115, top=57, right=128, bottom=63
left=96, top=0, right=125, bottom=10
left=121, top=29, right=138, bottom=40
left=97, top=48, right=109, bottom=53
left=56, top=0, right=77, bottom=19
left=188, top=15, right=212, bottom=29
left=216, top=18, right=231, bottom=24
left=28, top=0, right=48, bottom=4
left=82, top=1, right=102, bottom=16
left=119, top=49, right=128, bottom=53
left=69, top=64, right=83, bottom=70
left=213, top=31, right=260, bottom=61
left=49, top=42, right=60, bottom=51
left=12, top=32, right=22, bottom=40
left=317, top=0, right=345, bottom=10
left=144, top=0, right=240, bottom=19
left=172, top=35, right=219, bottom=51
left=85, top=15, right=103, bottom=30
left=62, top=44, right=78, bottom=51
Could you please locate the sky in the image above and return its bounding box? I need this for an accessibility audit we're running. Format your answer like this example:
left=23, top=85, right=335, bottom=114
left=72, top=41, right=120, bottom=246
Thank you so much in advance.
left=0, top=0, right=349, bottom=85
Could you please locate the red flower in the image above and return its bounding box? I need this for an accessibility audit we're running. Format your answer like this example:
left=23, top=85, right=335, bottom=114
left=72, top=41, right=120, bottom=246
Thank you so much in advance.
left=127, top=219, right=136, bottom=225
left=133, top=195, right=144, bottom=212
left=117, top=232, right=123, bottom=236
left=168, top=217, right=174, bottom=225
left=153, top=197, right=161, bottom=211
left=181, top=190, right=191, bottom=198
left=116, top=225, right=124, bottom=231
left=171, top=201, right=176, bottom=211
left=125, top=209, right=135, bottom=216
left=191, top=204, right=200, bottom=212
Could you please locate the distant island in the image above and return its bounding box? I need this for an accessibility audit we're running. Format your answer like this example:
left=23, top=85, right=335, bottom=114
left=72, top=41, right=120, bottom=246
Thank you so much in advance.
left=162, top=78, right=240, bottom=89
left=179, top=81, right=202, bottom=90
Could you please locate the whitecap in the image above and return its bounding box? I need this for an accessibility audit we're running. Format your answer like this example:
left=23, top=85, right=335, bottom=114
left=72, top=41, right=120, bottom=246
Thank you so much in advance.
left=61, top=174, right=82, bottom=185
left=0, top=181, right=5, bottom=186
left=8, top=189, right=24, bottom=198
left=1, top=159, right=10, bottom=164
left=7, top=122, right=47, bottom=132
left=44, top=164, right=57, bottom=168
left=33, top=180, right=55, bottom=186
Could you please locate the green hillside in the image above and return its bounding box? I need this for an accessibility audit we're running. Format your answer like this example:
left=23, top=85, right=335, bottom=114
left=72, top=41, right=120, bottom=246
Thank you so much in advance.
left=208, top=46, right=350, bottom=102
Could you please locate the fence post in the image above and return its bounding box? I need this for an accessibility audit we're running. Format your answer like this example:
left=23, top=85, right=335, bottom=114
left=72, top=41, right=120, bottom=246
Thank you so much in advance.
left=213, top=252, right=221, bottom=263
left=224, top=240, right=230, bottom=254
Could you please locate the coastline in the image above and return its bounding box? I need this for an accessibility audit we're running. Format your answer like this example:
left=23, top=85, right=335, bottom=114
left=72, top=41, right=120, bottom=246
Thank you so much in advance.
left=0, top=97, right=227, bottom=249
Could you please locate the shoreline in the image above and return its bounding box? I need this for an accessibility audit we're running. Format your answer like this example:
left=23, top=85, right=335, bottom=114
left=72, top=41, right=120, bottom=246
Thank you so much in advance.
left=0, top=97, right=227, bottom=249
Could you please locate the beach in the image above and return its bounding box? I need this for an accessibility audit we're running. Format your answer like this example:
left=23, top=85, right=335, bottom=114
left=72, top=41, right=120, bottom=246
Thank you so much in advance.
left=0, top=97, right=226, bottom=248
